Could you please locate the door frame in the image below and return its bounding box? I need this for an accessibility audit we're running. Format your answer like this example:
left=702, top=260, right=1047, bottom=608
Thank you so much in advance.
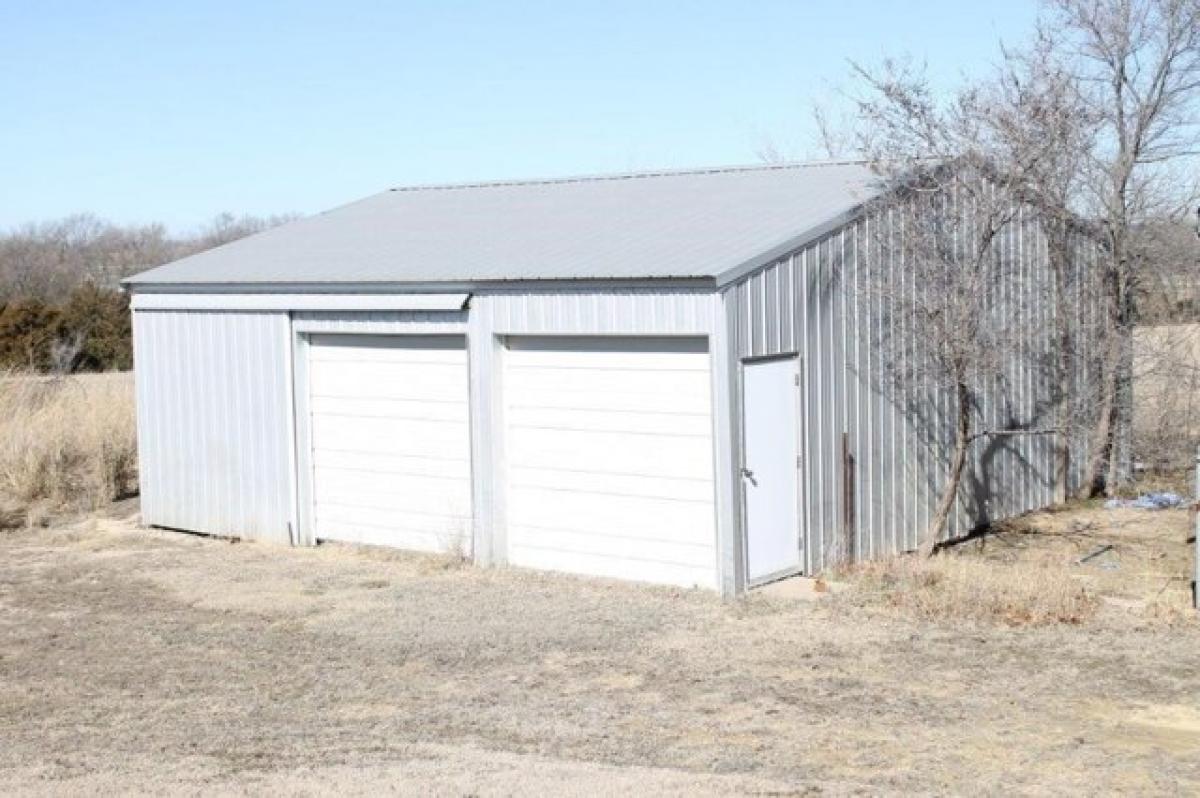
left=739, top=352, right=805, bottom=588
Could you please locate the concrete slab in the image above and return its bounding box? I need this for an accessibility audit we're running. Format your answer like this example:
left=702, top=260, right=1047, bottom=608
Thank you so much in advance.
left=754, top=575, right=846, bottom=601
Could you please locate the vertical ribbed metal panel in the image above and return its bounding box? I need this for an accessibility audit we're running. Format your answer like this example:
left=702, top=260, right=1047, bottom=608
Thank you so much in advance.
left=725, top=194, right=1104, bottom=572
left=132, top=310, right=293, bottom=543
left=507, top=287, right=713, bottom=334
left=476, top=288, right=715, bottom=335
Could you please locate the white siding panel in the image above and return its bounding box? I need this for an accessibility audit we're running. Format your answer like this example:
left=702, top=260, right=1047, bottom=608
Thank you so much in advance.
left=132, top=310, right=293, bottom=543
left=503, top=336, right=717, bottom=589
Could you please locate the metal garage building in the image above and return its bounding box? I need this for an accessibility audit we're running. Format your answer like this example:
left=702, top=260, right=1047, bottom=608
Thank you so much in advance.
left=125, top=162, right=1098, bottom=596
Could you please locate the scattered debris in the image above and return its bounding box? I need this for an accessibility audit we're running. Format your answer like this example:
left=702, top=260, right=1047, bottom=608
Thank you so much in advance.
left=1077, top=544, right=1115, bottom=565
left=1104, top=492, right=1186, bottom=510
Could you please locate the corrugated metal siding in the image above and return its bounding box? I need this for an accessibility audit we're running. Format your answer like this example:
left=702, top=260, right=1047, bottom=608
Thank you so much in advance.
left=133, top=310, right=293, bottom=543
left=728, top=203, right=1103, bottom=571
left=475, top=289, right=716, bottom=335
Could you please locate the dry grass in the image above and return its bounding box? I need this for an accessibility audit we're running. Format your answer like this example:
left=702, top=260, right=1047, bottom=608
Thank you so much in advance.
left=0, top=371, right=136, bottom=526
left=836, top=553, right=1101, bottom=626
left=1134, top=322, right=1200, bottom=471
left=1, top=514, right=1197, bottom=794
left=836, top=498, right=1195, bottom=627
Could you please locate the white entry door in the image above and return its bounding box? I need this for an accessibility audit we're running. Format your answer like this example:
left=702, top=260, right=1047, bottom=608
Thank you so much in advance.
left=742, top=356, right=802, bottom=583
left=306, top=334, right=472, bottom=554
left=503, top=336, right=718, bottom=589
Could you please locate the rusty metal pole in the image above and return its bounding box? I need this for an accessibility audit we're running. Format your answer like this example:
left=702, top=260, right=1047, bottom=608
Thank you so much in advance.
left=1194, top=445, right=1200, bottom=611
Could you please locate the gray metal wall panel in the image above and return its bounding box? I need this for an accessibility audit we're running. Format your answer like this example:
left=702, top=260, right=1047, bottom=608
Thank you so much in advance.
left=476, top=289, right=716, bottom=335
left=132, top=310, right=293, bottom=543
left=726, top=199, right=1103, bottom=572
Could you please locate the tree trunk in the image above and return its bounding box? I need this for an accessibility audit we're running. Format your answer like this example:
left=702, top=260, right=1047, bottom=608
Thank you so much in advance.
left=1083, top=366, right=1117, bottom=497
left=1082, top=260, right=1124, bottom=498
left=1107, top=309, right=1135, bottom=492
left=921, top=380, right=972, bottom=557
left=1083, top=265, right=1135, bottom=497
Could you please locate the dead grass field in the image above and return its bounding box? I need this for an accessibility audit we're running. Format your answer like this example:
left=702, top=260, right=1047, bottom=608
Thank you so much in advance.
left=1134, top=322, right=1200, bottom=470
left=0, top=371, right=136, bottom=527
left=1, top=501, right=1197, bottom=796
left=0, top=355, right=1197, bottom=793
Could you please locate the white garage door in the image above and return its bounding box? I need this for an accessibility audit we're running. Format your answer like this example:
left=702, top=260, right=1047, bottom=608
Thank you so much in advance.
left=306, top=334, right=472, bottom=554
left=503, top=336, right=717, bottom=588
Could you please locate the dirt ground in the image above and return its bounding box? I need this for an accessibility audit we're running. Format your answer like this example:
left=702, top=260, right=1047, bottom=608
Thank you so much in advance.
left=1, top=502, right=1198, bottom=796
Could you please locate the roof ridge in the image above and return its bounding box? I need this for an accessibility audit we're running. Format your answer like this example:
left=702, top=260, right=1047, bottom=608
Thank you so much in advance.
left=387, top=159, right=871, bottom=193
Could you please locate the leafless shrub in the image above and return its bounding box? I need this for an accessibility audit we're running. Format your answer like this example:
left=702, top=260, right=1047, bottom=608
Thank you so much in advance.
left=1135, top=219, right=1200, bottom=323
left=1132, top=322, right=1200, bottom=470
left=0, top=212, right=300, bottom=304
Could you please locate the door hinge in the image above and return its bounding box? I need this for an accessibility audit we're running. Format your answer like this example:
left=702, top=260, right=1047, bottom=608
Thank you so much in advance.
left=796, top=455, right=802, bottom=469
left=794, top=374, right=800, bottom=386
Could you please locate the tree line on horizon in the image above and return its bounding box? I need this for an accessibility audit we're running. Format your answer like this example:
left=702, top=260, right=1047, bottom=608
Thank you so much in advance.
left=0, top=213, right=297, bottom=372
left=0, top=203, right=1192, bottom=379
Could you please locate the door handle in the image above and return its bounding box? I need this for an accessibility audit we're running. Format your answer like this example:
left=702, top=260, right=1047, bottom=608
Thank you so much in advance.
left=740, top=467, right=758, bottom=486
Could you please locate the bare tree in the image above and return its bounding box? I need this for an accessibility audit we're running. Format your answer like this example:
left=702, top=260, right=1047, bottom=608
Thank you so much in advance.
left=1136, top=217, right=1200, bottom=321
left=0, top=212, right=300, bottom=304
left=980, top=31, right=1107, bottom=501
left=827, top=0, right=1200, bottom=518
left=1045, top=0, right=1200, bottom=494
left=186, top=212, right=301, bottom=254
left=845, top=60, right=1062, bottom=552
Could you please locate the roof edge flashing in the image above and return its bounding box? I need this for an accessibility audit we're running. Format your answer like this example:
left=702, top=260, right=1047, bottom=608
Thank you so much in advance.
left=714, top=204, right=868, bottom=288
left=385, top=158, right=873, bottom=194
left=131, top=292, right=472, bottom=313
left=125, top=276, right=718, bottom=295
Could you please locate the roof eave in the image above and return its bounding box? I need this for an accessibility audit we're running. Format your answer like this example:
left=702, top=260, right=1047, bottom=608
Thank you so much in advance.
left=713, top=203, right=868, bottom=288
left=123, top=275, right=720, bottom=295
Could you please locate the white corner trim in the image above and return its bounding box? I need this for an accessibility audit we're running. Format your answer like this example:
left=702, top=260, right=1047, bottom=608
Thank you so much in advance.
left=131, top=292, right=471, bottom=312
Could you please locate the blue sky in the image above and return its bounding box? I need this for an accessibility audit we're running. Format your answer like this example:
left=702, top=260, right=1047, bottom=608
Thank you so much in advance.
left=0, top=1, right=1040, bottom=232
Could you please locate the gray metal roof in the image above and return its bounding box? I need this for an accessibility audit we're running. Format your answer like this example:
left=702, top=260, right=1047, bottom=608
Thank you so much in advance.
left=126, top=161, right=884, bottom=288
